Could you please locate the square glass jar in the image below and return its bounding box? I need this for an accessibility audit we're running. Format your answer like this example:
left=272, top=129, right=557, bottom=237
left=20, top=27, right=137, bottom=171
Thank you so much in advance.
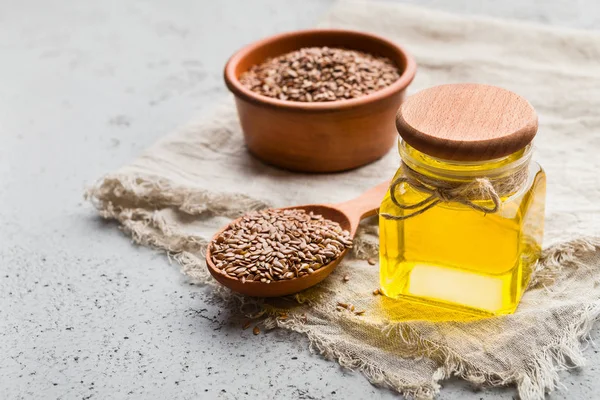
left=379, top=83, right=548, bottom=316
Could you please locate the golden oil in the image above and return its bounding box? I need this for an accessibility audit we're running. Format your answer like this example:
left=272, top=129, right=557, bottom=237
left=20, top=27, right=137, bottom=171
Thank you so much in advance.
left=379, top=142, right=546, bottom=316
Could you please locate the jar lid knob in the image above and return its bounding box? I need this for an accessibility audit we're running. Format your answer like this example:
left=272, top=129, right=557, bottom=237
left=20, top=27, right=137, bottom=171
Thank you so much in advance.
left=396, top=83, right=538, bottom=161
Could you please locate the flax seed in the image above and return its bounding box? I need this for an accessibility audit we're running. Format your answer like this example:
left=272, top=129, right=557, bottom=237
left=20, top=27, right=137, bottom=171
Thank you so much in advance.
left=209, top=208, right=352, bottom=282
left=239, top=47, right=401, bottom=103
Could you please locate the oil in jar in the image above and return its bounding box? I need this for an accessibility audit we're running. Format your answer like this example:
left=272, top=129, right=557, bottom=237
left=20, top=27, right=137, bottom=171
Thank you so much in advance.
left=379, top=146, right=546, bottom=316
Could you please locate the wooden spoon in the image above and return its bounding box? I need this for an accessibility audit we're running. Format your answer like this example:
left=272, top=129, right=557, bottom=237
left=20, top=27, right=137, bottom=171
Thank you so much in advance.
left=205, top=181, right=390, bottom=297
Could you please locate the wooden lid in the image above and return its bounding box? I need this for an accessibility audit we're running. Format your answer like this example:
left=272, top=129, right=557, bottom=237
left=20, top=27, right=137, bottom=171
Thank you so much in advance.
left=396, top=84, right=538, bottom=161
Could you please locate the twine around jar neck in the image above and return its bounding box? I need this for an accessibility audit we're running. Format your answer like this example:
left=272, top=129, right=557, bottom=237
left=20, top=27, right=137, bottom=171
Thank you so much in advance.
left=380, top=161, right=529, bottom=221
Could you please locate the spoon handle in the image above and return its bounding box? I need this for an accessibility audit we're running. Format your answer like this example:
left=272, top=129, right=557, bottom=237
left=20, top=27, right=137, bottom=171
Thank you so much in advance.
left=334, top=180, right=390, bottom=235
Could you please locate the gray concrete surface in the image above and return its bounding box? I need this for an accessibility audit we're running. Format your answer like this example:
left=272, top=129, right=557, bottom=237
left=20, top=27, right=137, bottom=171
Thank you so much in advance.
left=1, top=0, right=599, bottom=399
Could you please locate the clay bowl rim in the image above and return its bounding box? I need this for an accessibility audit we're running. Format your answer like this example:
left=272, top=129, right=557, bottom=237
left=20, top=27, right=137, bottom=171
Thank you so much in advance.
left=224, top=28, right=417, bottom=113
left=205, top=205, right=352, bottom=297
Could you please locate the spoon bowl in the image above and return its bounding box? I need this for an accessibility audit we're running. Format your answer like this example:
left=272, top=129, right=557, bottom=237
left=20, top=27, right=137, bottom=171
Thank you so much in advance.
left=205, top=181, right=389, bottom=297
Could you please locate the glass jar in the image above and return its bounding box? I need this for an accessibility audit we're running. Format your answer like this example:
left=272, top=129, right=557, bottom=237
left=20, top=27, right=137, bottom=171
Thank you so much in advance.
left=379, top=84, right=546, bottom=316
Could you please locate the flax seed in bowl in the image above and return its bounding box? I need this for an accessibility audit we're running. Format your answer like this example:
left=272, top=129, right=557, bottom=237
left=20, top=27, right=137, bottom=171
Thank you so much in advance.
left=239, top=47, right=402, bottom=103
left=224, top=29, right=416, bottom=173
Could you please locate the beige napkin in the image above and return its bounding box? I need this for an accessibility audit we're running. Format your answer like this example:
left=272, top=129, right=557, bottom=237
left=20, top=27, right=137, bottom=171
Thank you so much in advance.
left=87, top=1, right=600, bottom=398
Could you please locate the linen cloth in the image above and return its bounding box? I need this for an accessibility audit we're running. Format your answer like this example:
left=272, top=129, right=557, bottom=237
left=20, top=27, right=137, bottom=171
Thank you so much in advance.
left=87, top=1, right=600, bottom=398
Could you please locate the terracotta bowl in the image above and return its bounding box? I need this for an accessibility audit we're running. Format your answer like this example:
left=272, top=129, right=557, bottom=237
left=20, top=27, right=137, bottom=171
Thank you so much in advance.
left=224, top=29, right=416, bottom=173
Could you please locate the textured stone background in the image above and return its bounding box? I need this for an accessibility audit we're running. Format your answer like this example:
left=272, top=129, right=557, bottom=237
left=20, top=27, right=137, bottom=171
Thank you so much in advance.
left=1, top=1, right=599, bottom=399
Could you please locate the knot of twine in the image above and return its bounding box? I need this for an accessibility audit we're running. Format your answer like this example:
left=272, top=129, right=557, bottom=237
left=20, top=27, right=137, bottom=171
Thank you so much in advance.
left=380, top=162, right=529, bottom=221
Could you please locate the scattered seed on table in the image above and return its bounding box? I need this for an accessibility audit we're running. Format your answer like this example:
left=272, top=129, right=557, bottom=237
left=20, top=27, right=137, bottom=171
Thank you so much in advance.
left=253, top=326, right=260, bottom=335
left=343, top=275, right=350, bottom=282
left=242, top=320, right=251, bottom=330
left=239, top=47, right=401, bottom=103
left=368, top=258, right=377, bottom=265
left=373, top=288, right=380, bottom=296
left=209, top=209, right=352, bottom=282
left=355, top=310, right=366, bottom=316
